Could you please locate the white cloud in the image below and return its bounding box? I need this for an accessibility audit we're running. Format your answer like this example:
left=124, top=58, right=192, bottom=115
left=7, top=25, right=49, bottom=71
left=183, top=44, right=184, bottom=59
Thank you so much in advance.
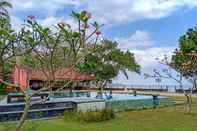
left=10, top=15, right=78, bottom=31
left=113, top=47, right=177, bottom=86
left=116, top=30, right=174, bottom=68
left=117, top=30, right=154, bottom=50
left=10, top=15, right=24, bottom=30
left=82, top=0, right=197, bottom=25
left=114, top=30, right=176, bottom=85
left=9, top=0, right=197, bottom=31
left=10, top=0, right=81, bottom=15
left=40, top=17, right=59, bottom=27
left=10, top=0, right=197, bottom=27
left=39, top=16, right=78, bottom=30
left=133, top=47, right=175, bottom=68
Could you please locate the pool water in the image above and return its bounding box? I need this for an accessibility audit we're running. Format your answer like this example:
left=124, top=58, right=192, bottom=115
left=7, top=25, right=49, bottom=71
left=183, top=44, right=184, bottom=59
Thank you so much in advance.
left=52, top=91, right=160, bottom=100
left=0, top=91, right=174, bottom=111
left=52, top=91, right=174, bottom=111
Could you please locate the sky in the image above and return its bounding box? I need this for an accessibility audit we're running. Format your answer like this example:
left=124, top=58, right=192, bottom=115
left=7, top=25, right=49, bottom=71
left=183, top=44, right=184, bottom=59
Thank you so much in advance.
left=9, top=0, right=197, bottom=86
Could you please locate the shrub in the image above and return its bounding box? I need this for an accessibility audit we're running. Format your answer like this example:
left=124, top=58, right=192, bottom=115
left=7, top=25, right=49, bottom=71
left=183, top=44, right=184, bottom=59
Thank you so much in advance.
left=64, top=108, right=115, bottom=123
left=80, top=108, right=115, bottom=122
left=64, top=109, right=80, bottom=121
left=100, top=108, right=115, bottom=120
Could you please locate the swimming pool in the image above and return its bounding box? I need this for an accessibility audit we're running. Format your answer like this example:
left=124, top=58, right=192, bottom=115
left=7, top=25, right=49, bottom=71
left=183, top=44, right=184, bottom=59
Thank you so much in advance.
left=52, top=91, right=156, bottom=100
left=0, top=91, right=174, bottom=111
left=52, top=91, right=174, bottom=111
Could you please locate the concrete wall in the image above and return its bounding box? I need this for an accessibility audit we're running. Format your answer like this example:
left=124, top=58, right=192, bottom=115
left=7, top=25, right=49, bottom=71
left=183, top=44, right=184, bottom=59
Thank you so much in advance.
left=77, top=101, right=106, bottom=112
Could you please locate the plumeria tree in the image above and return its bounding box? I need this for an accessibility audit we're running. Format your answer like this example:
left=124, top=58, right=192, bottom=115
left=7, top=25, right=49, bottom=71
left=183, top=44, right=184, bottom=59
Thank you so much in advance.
left=59, top=11, right=103, bottom=64
left=17, top=11, right=103, bottom=130
left=2, top=10, right=103, bottom=131
left=0, top=5, right=139, bottom=129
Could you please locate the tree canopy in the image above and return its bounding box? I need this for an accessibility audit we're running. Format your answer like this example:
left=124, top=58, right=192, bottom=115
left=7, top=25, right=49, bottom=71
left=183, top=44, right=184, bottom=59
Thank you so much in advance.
left=0, top=0, right=33, bottom=80
left=171, top=27, right=197, bottom=89
left=77, top=39, right=140, bottom=88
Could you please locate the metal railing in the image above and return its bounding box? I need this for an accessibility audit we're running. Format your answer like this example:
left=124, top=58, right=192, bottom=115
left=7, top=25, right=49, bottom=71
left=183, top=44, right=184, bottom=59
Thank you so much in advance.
left=105, top=84, right=192, bottom=92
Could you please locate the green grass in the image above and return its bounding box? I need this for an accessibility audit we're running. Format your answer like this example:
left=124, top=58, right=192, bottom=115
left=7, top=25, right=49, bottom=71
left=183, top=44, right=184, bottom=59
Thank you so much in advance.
left=1, top=97, right=197, bottom=131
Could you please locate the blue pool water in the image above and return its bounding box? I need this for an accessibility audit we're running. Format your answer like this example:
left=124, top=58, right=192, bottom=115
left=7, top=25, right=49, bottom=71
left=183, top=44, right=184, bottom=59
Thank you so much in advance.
left=1, top=91, right=149, bottom=104
left=0, top=91, right=169, bottom=103
left=0, top=91, right=174, bottom=110
left=52, top=91, right=164, bottom=100
left=52, top=91, right=174, bottom=111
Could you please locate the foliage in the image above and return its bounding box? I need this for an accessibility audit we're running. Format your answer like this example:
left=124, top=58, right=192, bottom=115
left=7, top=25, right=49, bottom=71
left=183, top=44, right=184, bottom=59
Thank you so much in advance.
left=21, top=10, right=102, bottom=71
left=0, top=0, right=12, bottom=28
left=0, top=1, right=33, bottom=80
left=12, top=10, right=104, bottom=131
left=0, top=83, right=6, bottom=95
left=64, top=109, right=80, bottom=122
left=77, top=39, right=140, bottom=88
left=64, top=108, right=115, bottom=123
left=170, top=27, right=197, bottom=89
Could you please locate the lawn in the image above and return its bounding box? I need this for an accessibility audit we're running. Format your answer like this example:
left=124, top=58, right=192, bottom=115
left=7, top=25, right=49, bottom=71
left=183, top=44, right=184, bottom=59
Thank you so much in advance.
left=1, top=97, right=197, bottom=131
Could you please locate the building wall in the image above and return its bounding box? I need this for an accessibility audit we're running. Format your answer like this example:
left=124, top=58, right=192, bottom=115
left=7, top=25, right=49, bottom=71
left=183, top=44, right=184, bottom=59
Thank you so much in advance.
left=13, top=67, right=28, bottom=90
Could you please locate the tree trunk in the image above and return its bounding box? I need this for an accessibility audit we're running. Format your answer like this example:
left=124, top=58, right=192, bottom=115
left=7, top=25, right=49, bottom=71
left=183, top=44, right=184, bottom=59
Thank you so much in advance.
left=0, top=59, right=4, bottom=80
left=101, top=80, right=107, bottom=89
left=16, top=97, right=30, bottom=131
left=193, top=77, right=197, bottom=90
left=95, top=81, right=104, bottom=99
left=184, top=93, right=192, bottom=114
left=99, top=81, right=104, bottom=93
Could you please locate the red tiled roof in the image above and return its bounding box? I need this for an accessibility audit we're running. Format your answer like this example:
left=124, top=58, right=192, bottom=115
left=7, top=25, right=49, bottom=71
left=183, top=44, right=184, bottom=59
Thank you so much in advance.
left=30, top=67, right=95, bottom=81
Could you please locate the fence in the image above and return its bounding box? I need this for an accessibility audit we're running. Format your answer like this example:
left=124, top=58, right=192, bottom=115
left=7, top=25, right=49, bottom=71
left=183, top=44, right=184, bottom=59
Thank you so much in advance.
left=105, top=84, right=192, bottom=92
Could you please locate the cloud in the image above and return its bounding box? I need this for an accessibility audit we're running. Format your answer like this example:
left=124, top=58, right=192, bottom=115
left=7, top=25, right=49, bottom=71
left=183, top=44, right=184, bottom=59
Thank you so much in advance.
left=114, top=30, right=176, bottom=85
left=133, top=47, right=175, bottom=68
left=10, top=15, right=78, bottom=31
left=117, top=30, right=154, bottom=50
left=39, top=17, right=59, bottom=27
left=81, top=0, right=197, bottom=25
left=10, top=15, right=24, bottom=30
left=116, top=30, right=174, bottom=68
left=10, top=0, right=197, bottom=27
left=10, top=0, right=81, bottom=15
left=113, top=46, right=177, bottom=85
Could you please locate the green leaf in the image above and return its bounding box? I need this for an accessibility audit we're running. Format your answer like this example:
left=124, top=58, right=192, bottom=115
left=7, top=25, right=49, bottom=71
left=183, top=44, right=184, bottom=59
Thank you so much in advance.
left=0, top=28, right=9, bottom=36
